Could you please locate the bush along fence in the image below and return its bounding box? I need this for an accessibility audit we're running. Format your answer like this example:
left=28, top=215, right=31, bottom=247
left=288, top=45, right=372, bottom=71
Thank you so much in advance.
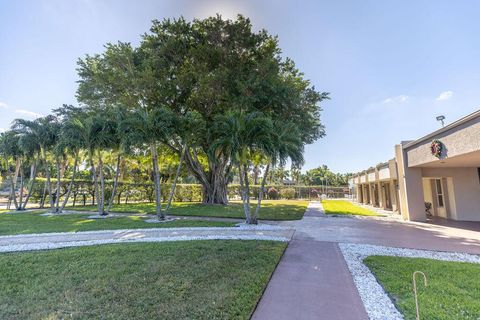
left=0, top=179, right=350, bottom=208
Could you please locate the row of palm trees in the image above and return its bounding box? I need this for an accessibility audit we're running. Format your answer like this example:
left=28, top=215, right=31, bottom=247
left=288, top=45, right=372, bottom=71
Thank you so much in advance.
left=0, top=104, right=303, bottom=223
left=0, top=105, right=177, bottom=220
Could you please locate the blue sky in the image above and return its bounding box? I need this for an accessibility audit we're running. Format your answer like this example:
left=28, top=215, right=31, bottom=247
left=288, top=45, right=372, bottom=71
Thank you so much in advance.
left=1, top=0, right=480, bottom=173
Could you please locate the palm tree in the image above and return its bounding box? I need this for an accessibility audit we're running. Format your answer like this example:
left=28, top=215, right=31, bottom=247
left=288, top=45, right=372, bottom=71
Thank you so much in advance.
left=62, top=111, right=116, bottom=215
left=211, top=111, right=275, bottom=224
left=120, top=107, right=175, bottom=220
left=12, top=116, right=59, bottom=212
left=16, top=128, right=40, bottom=210
left=250, top=120, right=304, bottom=223
left=0, top=131, right=23, bottom=210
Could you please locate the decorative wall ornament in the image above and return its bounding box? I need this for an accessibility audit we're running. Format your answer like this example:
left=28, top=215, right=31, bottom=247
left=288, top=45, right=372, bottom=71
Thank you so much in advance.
left=430, top=139, right=443, bottom=158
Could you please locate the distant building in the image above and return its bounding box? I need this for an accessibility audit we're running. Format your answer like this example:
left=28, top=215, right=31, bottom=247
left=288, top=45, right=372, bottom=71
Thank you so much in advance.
left=350, top=110, right=480, bottom=222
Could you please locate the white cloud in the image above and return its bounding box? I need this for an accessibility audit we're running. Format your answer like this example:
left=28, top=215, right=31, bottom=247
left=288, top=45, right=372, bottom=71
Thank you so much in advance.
left=382, top=95, right=409, bottom=104
left=0, top=102, right=8, bottom=108
left=436, top=91, right=453, bottom=101
left=15, top=109, right=43, bottom=118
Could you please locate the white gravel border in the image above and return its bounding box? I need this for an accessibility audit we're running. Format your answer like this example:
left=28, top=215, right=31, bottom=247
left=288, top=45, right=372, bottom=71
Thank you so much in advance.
left=339, top=243, right=480, bottom=320
left=0, top=225, right=292, bottom=253
left=0, top=234, right=290, bottom=253
left=0, top=224, right=289, bottom=240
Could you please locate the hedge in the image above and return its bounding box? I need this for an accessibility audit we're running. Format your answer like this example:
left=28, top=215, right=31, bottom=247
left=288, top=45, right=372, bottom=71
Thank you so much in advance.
left=9, top=179, right=350, bottom=206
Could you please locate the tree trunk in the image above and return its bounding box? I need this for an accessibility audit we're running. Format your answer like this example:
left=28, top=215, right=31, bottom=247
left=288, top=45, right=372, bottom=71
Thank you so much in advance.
left=59, top=154, right=78, bottom=213
left=183, top=146, right=229, bottom=204
left=18, top=167, right=24, bottom=211
left=13, top=158, right=21, bottom=188
left=106, top=153, right=121, bottom=214
left=165, top=145, right=186, bottom=213
left=88, top=149, right=100, bottom=213
left=7, top=169, right=19, bottom=210
left=253, top=165, right=259, bottom=185
left=39, top=182, right=47, bottom=208
left=22, top=157, right=39, bottom=210
left=8, top=158, right=22, bottom=210
left=239, top=163, right=251, bottom=224
left=252, top=163, right=270, bottom=224
left=54, top=158, right=62, bottom=213
left=41, top=147, right=55, bottom=212
left=97, top=150, right=105, bottom=215
left=151, top=143, right=164, bottom=220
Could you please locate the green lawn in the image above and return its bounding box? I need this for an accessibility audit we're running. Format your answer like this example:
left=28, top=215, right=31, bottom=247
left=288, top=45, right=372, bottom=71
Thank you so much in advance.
left=0, top=240, right=286, bottom=320
left=68, top=200, right=309, bottom=220
left=321, top=200, right=380, bottom=216
left=364, top=256, right=480, bottom=320
left=0, top=211, right=235, bottom=236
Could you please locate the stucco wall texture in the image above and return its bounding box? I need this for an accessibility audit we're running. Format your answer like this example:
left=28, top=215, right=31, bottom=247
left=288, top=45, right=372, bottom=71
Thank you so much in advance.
left=406, top=117, right=480, bottom=167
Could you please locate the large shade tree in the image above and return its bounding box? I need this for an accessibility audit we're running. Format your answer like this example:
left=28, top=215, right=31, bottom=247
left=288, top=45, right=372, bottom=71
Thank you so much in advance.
left=76, top=15, right=327, bottom=205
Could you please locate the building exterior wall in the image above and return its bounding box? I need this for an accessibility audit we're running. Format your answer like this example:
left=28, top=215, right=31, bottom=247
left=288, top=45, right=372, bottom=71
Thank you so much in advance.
left=421, top=167, right=480, bottom=221
left=378, top=166, right=390, bottom=180
left=395, top=144, right=426, bottom=221
left=352, top=111, right=480, bottom=222
left=406, top=116, right=480, bottom=167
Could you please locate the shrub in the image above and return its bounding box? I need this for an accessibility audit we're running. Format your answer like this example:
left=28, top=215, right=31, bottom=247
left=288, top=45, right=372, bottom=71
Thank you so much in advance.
left=267, top=187, right=279, bottom=200
left=280, top=187, right=296, bottom=200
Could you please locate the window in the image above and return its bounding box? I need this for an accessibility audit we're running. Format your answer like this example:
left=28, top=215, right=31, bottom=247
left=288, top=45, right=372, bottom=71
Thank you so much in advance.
left=435, top=179, right=444, bottom=207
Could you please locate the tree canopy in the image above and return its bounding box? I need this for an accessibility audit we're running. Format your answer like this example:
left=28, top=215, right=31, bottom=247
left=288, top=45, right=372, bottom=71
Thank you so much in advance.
left=76, top=15, right=328, bottom=204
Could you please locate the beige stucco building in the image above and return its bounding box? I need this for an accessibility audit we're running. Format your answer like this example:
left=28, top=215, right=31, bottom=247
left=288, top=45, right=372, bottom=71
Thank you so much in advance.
left=351, top=110, right=480, bottom=222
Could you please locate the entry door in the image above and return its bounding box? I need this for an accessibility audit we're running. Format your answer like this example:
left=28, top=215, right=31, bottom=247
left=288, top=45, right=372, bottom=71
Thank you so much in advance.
left=434, top=178, right=447, bottom=218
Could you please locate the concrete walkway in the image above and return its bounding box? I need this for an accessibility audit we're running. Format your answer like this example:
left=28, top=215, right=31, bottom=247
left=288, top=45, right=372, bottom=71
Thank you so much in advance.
left=253, top=202, right=369, bottom=320
left=253, top=201, right=480, bottom=320
left=252, top=240, right=367, bottom=320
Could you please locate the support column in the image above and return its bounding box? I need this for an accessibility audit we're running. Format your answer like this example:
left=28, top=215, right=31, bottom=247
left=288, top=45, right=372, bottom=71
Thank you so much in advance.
left=395, top=145, right=426, bottom=221
left=390, top=180, right=399, bottom=212
left=356, top=184, right=362, bottom=203
left=378, top=182, right=385, bottom=208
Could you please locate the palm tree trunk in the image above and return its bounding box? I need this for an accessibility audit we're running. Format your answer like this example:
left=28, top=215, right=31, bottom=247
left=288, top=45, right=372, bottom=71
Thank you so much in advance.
left=22, top=157, right=39, bottom=210
left=7, top=170, right=19, bottom=210
left=97, top=150, right=105, bottom=215
left=54, top=158, right=61, bottom=213
left=13, top=158, right=21, bottom=188
left=18, top=166, right=24, bottom=211
left=150, top=143, right=164, bottom=220
left=7, top=158, right=20, bottom=210
left=239, top=164, right=251, bottom=224
left=165, top=145, right=186, bottom=213
left=252, top=163, right=270, bottom=224
left=59, top=153, right=78, bottom=213
left=106, top=153, right=121, bottom=214
left=88, top=148, right=100, bottom=214
left=42, top=147, right=55, bottom=213
left=39, top=182, right=47, bottom=208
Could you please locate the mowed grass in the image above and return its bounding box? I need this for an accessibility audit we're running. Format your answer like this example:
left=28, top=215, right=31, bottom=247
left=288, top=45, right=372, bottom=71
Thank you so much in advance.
left=0, top=211, right=235, bottom=236
left=364, top=256, right=480, bottom=320
left=0, top=240, right=286, bottom=320
left=321, top=200, right=380, bottom=216
left=69, top=200, right=309, bottom=220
